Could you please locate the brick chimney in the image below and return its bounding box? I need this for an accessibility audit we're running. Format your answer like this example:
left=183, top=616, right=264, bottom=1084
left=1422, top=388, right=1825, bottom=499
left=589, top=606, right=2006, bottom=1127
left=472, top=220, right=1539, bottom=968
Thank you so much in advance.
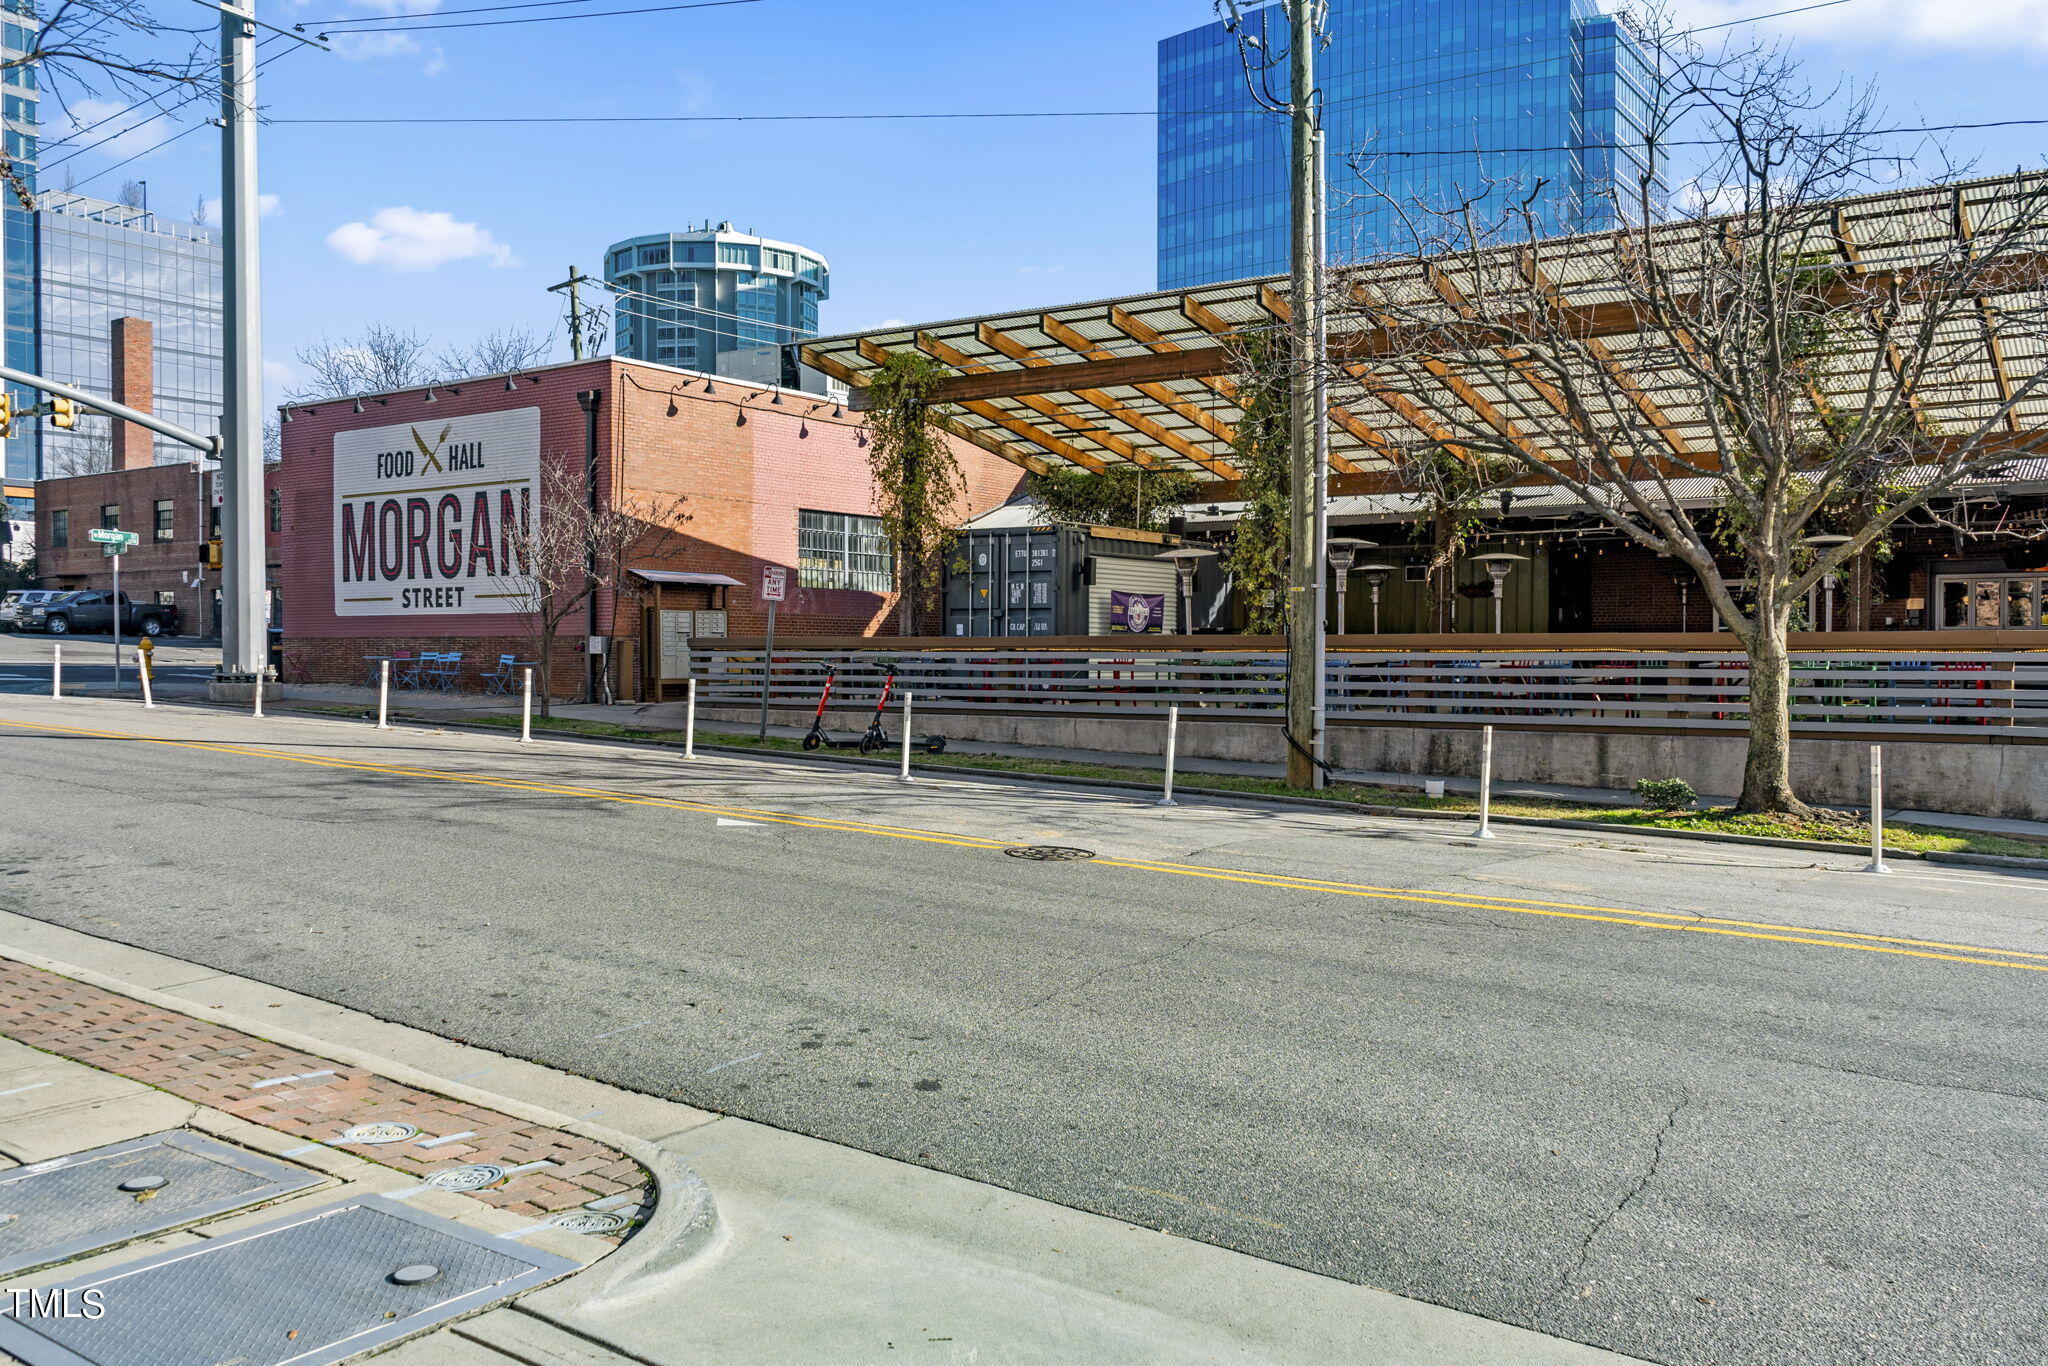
left=110, top=316, right=154, bottom=471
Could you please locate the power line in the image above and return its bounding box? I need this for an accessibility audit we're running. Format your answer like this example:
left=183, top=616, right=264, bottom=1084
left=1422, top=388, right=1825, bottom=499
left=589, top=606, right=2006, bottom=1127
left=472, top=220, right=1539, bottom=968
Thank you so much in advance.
left=321, top=0, right=756, bottom=35
left=302, top=0, right=666, bottom=28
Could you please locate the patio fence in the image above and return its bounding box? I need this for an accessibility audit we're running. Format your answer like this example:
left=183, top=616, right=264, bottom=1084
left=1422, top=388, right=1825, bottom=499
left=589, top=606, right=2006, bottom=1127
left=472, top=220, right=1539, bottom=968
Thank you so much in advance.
left=684, top=645, right=2048, bottom=740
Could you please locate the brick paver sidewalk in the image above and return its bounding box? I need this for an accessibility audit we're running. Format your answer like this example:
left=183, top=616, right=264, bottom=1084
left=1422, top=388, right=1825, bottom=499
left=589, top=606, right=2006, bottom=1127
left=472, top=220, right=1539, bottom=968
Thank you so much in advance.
left=0, top=958, right=649, bottom=1224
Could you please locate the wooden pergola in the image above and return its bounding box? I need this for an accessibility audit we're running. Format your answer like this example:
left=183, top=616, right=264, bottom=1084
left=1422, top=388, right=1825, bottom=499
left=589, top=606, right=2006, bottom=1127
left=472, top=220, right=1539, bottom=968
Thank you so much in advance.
left=800, top=174, right=2048, bottom=502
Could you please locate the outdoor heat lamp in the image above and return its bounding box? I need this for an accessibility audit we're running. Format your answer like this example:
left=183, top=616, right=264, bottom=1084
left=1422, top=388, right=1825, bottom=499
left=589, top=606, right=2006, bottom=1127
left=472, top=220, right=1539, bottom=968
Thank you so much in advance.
left=1158, top=546, right=1217, bottom=635
left=1354, top=563, right=1399, bottom=634
left=1803, top=534, right=1853, bottom=631
left=1324, top=538, right=1372, bottom=633
left=1469, top=552, right=1530, bottom=634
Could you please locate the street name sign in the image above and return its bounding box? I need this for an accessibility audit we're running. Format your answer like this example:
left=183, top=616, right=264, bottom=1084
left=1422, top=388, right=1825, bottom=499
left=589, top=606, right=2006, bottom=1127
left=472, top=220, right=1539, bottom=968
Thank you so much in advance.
left=89, top=529, right=138, bottom=548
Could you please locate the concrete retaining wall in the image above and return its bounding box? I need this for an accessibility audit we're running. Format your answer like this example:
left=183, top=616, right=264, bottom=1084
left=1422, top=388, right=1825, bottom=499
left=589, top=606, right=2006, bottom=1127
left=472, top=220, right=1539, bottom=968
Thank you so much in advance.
left=699, top=704, right=2046, bottom=820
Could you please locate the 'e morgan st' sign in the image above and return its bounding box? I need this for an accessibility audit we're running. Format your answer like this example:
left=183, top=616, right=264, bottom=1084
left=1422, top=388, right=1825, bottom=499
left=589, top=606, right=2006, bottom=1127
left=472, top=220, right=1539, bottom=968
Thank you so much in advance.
left=331, top=407, right=542, bottom=618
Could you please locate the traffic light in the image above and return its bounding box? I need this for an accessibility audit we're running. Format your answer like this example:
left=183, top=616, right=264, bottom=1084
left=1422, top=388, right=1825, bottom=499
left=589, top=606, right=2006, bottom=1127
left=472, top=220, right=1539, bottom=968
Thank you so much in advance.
left=50, top=397, right=75, bottom=429
left=206, top=538, right=222, bottom=571
left=0, top=393, right=11, bottom=438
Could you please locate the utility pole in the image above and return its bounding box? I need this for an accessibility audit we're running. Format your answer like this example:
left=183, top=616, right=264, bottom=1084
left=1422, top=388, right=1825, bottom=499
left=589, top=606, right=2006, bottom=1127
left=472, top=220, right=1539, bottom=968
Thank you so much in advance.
left=549, top=268, right=595, bottom=361
left=1284, top=0, right=1328, bottom=789
left=214, top=0, right=270, bottom=698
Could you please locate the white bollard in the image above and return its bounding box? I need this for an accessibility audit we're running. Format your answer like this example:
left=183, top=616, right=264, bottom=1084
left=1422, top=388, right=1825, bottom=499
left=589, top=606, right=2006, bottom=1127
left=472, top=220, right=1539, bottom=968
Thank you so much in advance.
left=900, top=690, right=915, bottom=782
left=520, top=668, right=534, bottom=744
left=1157, top=705, right=1180, bottom=808
left=50, top=643, right=60, bottom=698
left=137, top=649, right=154, bottom=709
left=376, top=659, right=392, bottom=730
left=684, top=678, right=697, bottom=760
left=1473, top=724, right=1496, bottom=839
left=1867, top=744, right=1887, bottom=874
left=252, top=676, right=264, bottom=720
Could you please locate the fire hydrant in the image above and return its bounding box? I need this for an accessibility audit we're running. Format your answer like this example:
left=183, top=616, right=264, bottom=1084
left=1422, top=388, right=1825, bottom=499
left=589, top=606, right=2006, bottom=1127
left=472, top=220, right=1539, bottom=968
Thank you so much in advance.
left=137, top=636, right=155, bottom=682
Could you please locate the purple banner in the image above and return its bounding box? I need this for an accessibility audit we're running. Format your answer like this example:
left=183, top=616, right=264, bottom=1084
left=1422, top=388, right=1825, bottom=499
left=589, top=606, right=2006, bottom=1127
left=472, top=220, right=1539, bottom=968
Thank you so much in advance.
left=1110, top=590, right=1167, bottom=633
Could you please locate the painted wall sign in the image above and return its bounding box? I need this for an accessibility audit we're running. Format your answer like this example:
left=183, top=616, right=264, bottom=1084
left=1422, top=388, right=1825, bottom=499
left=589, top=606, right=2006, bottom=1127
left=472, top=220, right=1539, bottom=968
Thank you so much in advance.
left=331, top=407, right=542, bottom=618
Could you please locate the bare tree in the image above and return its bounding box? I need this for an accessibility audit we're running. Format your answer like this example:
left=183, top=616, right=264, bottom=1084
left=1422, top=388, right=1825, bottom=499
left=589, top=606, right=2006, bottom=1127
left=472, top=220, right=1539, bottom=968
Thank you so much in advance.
left=43, top=417, right=115, bottom=478
left=290, top=326, right=441, bottom=401
left=1, top=0, right=211, bottom=209
left=1327, top=38, right=2048, bottom=814
left=436, top=327, right=553, bottom=378
left=490, top=459, right=690, bottom=714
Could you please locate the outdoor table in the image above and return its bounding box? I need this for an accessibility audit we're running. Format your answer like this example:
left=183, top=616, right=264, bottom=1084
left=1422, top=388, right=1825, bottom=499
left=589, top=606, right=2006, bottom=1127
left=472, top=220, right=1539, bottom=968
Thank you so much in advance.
left=362, top=655, right=401, bottom=689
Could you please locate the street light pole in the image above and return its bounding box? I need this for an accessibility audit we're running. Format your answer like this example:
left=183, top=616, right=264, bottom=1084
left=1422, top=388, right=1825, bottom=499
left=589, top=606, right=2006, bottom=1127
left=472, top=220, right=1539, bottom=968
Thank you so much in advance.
left=216, top=0, right=269, bottom=693
left=1284, top=0, right=1326, bottom=789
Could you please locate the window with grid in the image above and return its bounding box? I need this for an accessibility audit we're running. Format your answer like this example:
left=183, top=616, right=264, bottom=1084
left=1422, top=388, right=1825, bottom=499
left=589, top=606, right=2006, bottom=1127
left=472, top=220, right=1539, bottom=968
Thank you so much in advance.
left=100, top=503, right=119, bottom=529
left=154, top=498, right=174, bottom=541
left=798, top=510, right=891, bottom=592
left=49, top=509, right=67, bottom=548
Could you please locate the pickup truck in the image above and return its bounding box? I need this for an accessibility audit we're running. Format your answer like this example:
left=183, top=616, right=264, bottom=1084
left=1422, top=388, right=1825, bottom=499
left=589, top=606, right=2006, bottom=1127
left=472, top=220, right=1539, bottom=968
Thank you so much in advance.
left=21, top=590, right=180, bottom=638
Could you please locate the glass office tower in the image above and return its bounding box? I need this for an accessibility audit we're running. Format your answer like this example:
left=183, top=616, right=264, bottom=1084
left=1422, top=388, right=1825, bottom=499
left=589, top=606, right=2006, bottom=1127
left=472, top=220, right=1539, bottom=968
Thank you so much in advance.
left=2, top=1, right=39, bottom=499
left=1158, top=0, right=1662, bottom=288
left=34, top=191, right=224, bottom=476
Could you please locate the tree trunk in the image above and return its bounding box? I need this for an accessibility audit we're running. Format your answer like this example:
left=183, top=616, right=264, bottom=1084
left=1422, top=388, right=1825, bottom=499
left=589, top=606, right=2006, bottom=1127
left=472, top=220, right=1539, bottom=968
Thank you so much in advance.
left=536, top=626, right=555, bottom=719
left=1736, top=620, right=1809, bottom=815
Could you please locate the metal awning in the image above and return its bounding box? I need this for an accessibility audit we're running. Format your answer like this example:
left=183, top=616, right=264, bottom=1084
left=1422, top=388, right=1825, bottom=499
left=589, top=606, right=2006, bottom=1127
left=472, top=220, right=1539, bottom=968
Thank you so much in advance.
left=630, top=570, right=744, bottom=587
left=801, top=174, right=2048, bottom=500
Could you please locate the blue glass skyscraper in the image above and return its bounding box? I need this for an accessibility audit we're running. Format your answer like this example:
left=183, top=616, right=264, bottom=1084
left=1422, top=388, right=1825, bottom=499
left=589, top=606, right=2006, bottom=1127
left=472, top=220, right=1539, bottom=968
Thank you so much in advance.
left=1158, top=0, right=1662, bottom=289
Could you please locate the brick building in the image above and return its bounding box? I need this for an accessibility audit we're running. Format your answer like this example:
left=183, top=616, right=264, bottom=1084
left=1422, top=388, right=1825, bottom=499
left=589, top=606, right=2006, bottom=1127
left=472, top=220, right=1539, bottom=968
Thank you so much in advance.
left=32, top=318, right=279, bottom=634
left=276, top=356, right=1025, bottom=699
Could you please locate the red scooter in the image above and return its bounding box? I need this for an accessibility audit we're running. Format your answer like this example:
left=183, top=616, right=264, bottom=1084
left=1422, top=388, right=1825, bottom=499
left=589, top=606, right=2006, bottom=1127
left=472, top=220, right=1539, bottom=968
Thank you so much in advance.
left=801, top=661, right=947, bottom=754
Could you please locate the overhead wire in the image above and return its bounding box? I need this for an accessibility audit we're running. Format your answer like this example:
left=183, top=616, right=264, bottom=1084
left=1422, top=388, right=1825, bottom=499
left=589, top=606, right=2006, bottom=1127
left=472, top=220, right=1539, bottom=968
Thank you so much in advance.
left=318, top=0, right=756, bottom=34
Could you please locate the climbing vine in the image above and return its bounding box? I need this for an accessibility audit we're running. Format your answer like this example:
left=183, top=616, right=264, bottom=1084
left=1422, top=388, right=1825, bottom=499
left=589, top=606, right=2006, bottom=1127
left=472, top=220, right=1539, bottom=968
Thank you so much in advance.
left=1222, top=331, right=1293, bottom=633
left=865, top=351, right=966, bottom=634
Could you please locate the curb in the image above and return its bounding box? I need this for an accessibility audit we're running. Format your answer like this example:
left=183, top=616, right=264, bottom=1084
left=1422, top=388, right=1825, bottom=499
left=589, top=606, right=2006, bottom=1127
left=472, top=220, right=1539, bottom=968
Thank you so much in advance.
left=0, top=929, right=726, bottom=1307
left=62, top=691, right=2048, bottom=873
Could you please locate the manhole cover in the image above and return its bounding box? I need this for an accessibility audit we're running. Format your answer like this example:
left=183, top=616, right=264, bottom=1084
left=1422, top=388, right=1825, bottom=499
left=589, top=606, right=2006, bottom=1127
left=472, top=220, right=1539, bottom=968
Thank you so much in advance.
left=0, top=1196, right=576, bottom=1366
left=424, top=1164, right=506, bottom=1192
left=339, top=1123, right=420, bottom=1145
left=0, top=1131, right=322, bottom=1278
left=547, top=1211, right=630, bottom=1235
left=1003, top=846, right=1095, bottom=861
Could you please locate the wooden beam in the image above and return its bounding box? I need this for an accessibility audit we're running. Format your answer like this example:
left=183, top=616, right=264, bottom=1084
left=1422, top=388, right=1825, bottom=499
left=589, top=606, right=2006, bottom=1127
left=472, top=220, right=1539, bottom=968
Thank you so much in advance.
left=1341, top=280, right=1546, bottom=462
left=848, top=337, right=1050, bottom=476
left=1039, top=314, right=1244, bottom=474
left=1954, top=189, right=2024, bottom=434
left=860, top=337, right=1100, bottom=474
left=1832, top=208, right=1931, bottom=431
left=843, top=253, right=2048, bottom=409
left=915, top=331, right=1160, bottom=470
left=975, top=324, right=1235, bottom=476
left=1179, top=294, right=1378, bottom=471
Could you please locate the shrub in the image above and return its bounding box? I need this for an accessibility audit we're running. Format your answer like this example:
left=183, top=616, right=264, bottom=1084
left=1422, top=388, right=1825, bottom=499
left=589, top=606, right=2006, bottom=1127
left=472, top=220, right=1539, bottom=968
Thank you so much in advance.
left=1634, top=777, right=1699, bottom=812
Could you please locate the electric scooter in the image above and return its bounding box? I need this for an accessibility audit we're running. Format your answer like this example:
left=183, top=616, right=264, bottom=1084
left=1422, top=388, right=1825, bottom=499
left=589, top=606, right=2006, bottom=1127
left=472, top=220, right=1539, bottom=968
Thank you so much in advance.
left=801, top=664, right=863, bottom=750
left=856, top=659, right=949, bottom=755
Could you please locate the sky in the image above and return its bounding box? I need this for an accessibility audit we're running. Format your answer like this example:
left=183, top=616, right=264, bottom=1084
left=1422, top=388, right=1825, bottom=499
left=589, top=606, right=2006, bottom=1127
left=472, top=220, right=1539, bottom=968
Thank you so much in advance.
left=34, top=0, right=2048, bottom=404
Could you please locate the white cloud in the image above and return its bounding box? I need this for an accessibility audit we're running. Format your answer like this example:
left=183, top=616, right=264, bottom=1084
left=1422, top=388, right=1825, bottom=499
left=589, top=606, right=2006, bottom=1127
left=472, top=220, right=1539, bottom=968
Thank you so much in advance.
left=56, top=98, right=173, bottom=162
left=328, top=30, right=422, bottom=60
left=327, top=206, right=518, bottom=271
left=1018, top=264, right=1067, bottom=276
left=1669, top=0, right=2048, bottom=56
left=200, top=193, right=281, bottom=225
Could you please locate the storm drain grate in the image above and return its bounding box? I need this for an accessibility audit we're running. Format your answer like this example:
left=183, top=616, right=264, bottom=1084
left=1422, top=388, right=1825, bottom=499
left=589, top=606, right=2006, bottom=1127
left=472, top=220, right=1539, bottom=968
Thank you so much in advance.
left=0, top=1195, right=578, bottom=1366
left=0, top=1130, right=323, bottom=1277
left=1003, top=846, right=1095, bottom=861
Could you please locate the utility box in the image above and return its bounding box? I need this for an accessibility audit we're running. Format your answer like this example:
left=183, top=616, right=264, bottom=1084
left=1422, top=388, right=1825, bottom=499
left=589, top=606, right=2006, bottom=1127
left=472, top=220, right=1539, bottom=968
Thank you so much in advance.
left=944, top=523, right=1182, bottom=638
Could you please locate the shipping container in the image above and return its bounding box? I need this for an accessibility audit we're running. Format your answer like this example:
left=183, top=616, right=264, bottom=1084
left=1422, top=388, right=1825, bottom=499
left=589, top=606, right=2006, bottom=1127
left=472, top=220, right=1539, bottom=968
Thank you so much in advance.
left=943, top=524, right=1182, bottom=638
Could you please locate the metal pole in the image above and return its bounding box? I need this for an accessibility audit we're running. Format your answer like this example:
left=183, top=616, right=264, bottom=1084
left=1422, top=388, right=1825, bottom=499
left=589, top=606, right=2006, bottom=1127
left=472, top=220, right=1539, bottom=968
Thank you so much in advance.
left=376, top=659, right=390, bottom=730
left=137, top=649, right=154, bottom=709
left=521, top=668, right=534, bottom=743
left=111, top=551, right=122, bottom=692
left=757, top=602, right=777, bottom=740
left=1371, top=585, right=1382, bottom=635
left=1283, top=0, right=1323, bottom=790
left=684, top=678, right=697, bottom=759
left=50, top=642, right=60, bottom=697
left=1867, top=744, right=1887, bottom=874
left=218, top=0, right=268, bottom=687
left=1493, top=584, right=1505, bottom=635
left=899, top=690, right=914, bottom=783
left=1474, top=724, right=1496, bottom=839
left=1157, top=704, right=1180, bottom=808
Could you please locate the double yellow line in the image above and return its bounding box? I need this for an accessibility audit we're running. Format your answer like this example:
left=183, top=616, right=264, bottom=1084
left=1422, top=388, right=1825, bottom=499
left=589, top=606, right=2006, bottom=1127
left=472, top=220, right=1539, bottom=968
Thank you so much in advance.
left=8, top=714, right=2047, bottom=976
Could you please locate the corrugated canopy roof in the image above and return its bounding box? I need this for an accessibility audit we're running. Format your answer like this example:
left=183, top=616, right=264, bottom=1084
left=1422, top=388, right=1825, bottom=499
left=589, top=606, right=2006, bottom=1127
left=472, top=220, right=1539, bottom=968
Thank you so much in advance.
left=801, top=174, right=2048, bottom=499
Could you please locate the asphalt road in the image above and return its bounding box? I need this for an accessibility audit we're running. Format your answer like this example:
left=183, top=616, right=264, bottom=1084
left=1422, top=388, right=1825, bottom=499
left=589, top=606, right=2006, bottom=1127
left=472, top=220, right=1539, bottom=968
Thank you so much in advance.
left=2, top=695, right=2043, bottom=1366
left=0, top=632, right=216, bottom=695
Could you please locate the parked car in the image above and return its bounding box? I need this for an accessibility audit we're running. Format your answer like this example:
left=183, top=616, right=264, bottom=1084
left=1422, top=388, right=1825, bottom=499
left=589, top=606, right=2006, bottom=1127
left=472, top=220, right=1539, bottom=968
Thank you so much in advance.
left=0, top=590, right=66, bottom=630
left=21, top=590, right=180, bottom=638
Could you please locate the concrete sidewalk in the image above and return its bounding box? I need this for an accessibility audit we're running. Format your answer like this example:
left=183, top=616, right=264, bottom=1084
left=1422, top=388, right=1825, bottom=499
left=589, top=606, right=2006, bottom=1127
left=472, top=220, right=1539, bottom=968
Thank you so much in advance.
left=0, top=909, right=1646, bottom=1365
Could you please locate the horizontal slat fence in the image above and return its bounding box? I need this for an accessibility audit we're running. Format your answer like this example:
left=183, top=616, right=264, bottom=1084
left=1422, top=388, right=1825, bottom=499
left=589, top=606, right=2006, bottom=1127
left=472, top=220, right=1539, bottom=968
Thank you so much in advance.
left=685, top=645, right=2048, bottom=739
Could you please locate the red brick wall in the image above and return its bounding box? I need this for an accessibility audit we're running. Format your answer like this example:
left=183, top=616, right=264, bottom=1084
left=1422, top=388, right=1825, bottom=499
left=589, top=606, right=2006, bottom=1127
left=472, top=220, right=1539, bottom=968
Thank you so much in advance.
left=110, top=318, right=154, bottom=473
left=276, top=357, right=1027, bottom=693
left=34, top=461, right=281, bottom=636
